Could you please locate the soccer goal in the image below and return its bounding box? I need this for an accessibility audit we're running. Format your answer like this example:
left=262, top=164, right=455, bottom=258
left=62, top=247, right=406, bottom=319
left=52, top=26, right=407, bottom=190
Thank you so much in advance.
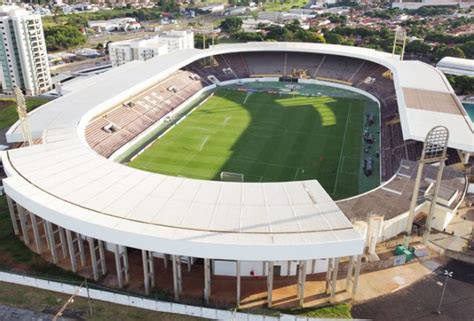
left=220, top=171, right=244, bottom=182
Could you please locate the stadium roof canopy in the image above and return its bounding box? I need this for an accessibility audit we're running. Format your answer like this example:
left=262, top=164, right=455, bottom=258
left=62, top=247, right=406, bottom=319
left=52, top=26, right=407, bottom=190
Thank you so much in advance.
left=3, top=127, right=363, bottom=261
left=7, top=42, right=473, bottom=152
left=2, top=42, right=473, bottom=261
left=436, top=56, right=474, bottom=77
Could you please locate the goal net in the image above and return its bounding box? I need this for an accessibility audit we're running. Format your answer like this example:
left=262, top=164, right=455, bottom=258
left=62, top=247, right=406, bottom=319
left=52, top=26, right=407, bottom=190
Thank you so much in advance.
left=220, top=171, right=244, bottom=182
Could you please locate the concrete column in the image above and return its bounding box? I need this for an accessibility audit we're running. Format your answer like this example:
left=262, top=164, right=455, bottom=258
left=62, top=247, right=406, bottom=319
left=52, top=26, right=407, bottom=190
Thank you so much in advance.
left=287, top=260, right=291, bottom=276
left=346, top=256, right=355, bottom=291
left=77, top=234, right=86, bottom=267
left=330, top=258, right=340, bottom=300
left=29, top=212, right=42, bottom=253
left=325, top=258, right=333, bottom=293
left=65, top=229, right=78, bottom=273
left=187, top=257, right=192, bottom=272
left=403, top=161, right=425, bottom=248
left=311, top=259, right=316, bottom=274
left=177, top=256, right=183, bottom=294
left=352, top=255, right=362, bottom=297
left=204, top=258, right=211, bottom=304
left=464, top=152, right=471, bottom=165
left=58, top=227, right=68, bottom=259
left=236, top=260, right=241, bottom=307
left=6, top=195, right=19, bottom=235
left=142, top=250, right=155, bottom=295
left=172, top=255, right=180, bottom=300
left=423, top=159, right=446, bottom=244
left=45, top=221, right=58, bottom=264
left=89, top=238, right=99, bottom=281
left=115, top=245, right=123, bottom=289
left=163, top=254, right=168, bottom=269
left=298, top=260, right=307, bottom=307
left=98, top=240, right=106, bottom=275
left=17, top=205, right=30, bottom=245
left=88, top=238, right=106, bottom=281
left=267, top=261, right=274, bottom=308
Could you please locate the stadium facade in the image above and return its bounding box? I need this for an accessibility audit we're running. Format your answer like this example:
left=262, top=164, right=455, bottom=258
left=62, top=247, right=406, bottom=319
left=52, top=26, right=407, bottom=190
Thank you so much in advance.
left=2, top=42, right=472, bottom=307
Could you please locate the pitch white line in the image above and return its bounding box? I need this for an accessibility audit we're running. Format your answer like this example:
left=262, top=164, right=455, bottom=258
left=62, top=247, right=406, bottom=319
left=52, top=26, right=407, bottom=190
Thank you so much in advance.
left=242, top=92, right=252, bottom=105
left=293, top=167, right=300, bottom=181
left=198, top=135, right=209, bottom=152
left=332, top=103, right=352, bottom=195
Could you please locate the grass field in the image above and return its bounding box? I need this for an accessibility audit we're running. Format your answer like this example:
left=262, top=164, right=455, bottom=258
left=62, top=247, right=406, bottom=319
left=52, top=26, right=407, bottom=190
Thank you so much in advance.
left=128, top=88, right=379, bottom=199
left=0, top=97, right=50, bottom=129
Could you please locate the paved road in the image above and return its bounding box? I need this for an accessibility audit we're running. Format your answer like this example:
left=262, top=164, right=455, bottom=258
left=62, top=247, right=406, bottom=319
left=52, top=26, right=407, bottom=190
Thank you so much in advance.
left=352, top=260, right=474, bottom=321
left=0, top=304, right=74, bottom=321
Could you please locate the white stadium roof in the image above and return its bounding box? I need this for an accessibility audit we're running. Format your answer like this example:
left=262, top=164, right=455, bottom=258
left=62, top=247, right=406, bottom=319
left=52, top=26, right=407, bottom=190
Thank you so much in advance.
left=2, top=42, right=473, bottom=261
left=436, top=56, right=474, bottom=77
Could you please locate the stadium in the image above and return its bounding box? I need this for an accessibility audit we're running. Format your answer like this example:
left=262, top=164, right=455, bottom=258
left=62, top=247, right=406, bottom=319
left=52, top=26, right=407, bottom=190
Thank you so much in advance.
left=2, top=42, right=472, bottom=308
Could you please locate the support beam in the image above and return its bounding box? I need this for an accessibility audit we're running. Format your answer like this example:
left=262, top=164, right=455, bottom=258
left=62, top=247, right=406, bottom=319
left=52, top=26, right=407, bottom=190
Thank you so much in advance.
left=422, top=160, right=445, bottom=244
left=187, top=256, right=192, bottom=272
left=88, top=238, right=106, bottom=281
left=17, top=205, right=30, bottom=245
left=267, top=261, right=274, bottom=308
left=204, top=258, right=211, bottom=304
left=65, top=229, right=77, bottom=273
left=352, top=255, right=362, bottom=297
left=298, top=260, right=307, bottom=307
left=29, top=212, right=42, bottom=253
left=172, top=255, right=182, bottom=300
left=403, top=161, right=424, bottom=248
left=77, top=234, right=86, bottom=267
left=142, top=250, right=155, bottom=295
left=45, top=221, right=58, bottom=264
left=6, top=196, right=19, bottom=235
left=58, top=227, right=68, bottom=259
left=330, top=258, right=340, bottom=300
left=346, top=256, right=355, bottom=291
left=325, top=258, right=333, bottom=294
left=236, top=260, right=241, bottom=307
left=115, top=245, right=130, bottom=289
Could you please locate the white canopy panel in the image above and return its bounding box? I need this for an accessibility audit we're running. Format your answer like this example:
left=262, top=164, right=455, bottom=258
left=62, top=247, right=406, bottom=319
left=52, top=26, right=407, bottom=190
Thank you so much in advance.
left=3, top=128, right=363, bottom=261
left=3, top=42, right=472, bottom=261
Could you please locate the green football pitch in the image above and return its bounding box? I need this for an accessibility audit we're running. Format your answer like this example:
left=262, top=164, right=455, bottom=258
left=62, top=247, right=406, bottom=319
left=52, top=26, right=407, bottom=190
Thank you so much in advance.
left=128, top=88, right=380, bottom=199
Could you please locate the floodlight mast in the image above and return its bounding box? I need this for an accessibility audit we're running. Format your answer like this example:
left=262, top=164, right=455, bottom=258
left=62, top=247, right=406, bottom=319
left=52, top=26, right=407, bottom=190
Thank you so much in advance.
left=403, top=126, right=449, bottom=248
left=13, top=85, right=33, bottom=146
left=392, top=27, right=407, bottom=60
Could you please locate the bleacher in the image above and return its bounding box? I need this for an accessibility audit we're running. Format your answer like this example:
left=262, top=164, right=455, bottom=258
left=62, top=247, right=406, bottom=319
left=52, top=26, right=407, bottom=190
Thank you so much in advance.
left=85, top=70, right=205, bottom=158
left=85, top=51, right=463, bottom=178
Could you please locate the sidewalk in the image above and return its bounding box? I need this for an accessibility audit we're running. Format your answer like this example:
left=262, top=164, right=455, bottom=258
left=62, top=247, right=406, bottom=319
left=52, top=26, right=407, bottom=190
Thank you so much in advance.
left=354, top=258, right=444, bottom=302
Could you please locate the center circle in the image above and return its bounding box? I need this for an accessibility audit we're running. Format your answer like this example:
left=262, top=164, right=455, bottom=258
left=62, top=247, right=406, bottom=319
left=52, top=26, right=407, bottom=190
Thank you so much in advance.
left=246, top=121, right=287, bottom=138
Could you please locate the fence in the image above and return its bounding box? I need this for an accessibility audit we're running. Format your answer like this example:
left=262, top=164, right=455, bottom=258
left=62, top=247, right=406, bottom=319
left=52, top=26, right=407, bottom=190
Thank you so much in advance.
left=0, top=271, right=364, bottom=321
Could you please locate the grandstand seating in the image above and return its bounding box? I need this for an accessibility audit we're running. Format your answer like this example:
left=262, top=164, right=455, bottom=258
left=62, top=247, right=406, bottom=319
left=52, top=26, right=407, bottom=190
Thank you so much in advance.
left=86, top=52, right=461, bottom=179
left=85, top=70, right=205, bottom=158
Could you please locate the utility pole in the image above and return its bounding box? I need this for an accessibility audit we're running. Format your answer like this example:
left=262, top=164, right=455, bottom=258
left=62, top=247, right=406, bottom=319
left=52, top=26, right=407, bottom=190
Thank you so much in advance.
left=436, top=270, right=453, bottom=315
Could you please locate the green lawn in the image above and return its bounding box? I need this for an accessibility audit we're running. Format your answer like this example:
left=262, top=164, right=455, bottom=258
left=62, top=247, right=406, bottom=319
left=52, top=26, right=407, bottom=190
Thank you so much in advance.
left=128, top=88, right=379, bottom=199
left=0, top=97, right=50, bottom=130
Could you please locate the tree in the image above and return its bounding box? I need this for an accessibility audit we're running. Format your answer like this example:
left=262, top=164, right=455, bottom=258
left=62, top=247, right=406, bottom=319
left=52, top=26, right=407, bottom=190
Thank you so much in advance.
left=435, top=45, right=465, bottom=60
left=406, top=40, right=431, bottom=55
left=447, top=75, right=474, bottom=95
left=461, top=41, right=474, bottom=59
left=44, top=25, right=86, bottom=51
left=219, top=17, right=243, bottom=34
left=324, top=32, right=344, bottom=44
